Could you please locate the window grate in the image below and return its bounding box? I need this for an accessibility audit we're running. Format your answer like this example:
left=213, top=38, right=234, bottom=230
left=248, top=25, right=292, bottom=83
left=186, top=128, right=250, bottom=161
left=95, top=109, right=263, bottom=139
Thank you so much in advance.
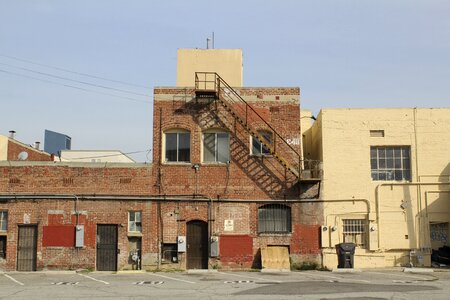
left=258, top=204, right=291, bottom=233
left=343, top=219, right=367, bottom=248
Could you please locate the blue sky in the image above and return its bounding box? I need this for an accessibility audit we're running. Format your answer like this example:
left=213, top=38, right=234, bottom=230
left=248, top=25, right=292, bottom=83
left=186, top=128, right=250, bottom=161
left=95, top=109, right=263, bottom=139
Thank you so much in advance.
left=1, top=1, right=449, bottom=162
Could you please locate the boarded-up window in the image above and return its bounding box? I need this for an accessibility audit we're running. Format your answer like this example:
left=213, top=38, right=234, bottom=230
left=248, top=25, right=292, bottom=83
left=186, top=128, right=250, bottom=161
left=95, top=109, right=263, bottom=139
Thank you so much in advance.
left=258, top=204, right=291, bottom=233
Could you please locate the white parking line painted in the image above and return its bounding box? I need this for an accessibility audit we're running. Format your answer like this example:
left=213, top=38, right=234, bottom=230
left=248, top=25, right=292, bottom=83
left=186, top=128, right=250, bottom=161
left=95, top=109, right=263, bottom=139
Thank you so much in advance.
left=149, top=273, right=196, bottom=284
left=217, top=272, right=282, bottom=283
left=365, top=271, right=432, bottom=281
left=3, top=274, right=25, bottom=286
left=301, top=272, right=371, bottom=283
left=78, top=273, right=110, bottom=285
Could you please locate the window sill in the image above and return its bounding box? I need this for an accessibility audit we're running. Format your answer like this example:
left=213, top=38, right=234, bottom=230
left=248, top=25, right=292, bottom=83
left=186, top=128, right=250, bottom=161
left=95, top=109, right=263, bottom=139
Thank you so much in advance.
left=258, top=232, right=292, bottom=237
left=162, top=162, right=192, bottom=165
left=0, top=232, right=7, bottom=236
left=201, top=162, right=230, bottom=166
left=250, top=154, right=273, bottom=158
left=128, top=232, right=143, bottom=237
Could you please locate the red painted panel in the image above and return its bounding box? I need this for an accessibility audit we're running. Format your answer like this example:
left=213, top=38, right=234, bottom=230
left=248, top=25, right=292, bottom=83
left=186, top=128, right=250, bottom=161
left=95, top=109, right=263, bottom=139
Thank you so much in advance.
left=290, top=224, right=320, bottom=254
left=220, top=235, right=253, bottom=263
left=42, top=226, right=75, bottom=247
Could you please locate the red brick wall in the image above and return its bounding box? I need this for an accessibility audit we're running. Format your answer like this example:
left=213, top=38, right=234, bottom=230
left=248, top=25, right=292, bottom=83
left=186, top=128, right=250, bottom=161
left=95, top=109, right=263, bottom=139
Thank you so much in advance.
left=0, top=86, right=323, bottom=271
left=152, top=87, right=301, bottom=201
left=0, top=164, right=155, bottom=195
left=7, top=140, right=52, bottom=161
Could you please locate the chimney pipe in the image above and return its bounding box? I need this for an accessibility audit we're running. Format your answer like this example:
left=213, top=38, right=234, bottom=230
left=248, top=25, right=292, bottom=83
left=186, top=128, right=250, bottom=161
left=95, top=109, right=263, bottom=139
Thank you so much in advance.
left=9, top=130, right=16, bottom=139
left=35, top=141, right=40, bottom=150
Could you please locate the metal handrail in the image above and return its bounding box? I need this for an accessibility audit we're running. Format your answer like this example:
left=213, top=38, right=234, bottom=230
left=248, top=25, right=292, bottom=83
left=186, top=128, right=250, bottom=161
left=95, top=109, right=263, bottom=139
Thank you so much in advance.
left=195, top=72, right=303, bottom=177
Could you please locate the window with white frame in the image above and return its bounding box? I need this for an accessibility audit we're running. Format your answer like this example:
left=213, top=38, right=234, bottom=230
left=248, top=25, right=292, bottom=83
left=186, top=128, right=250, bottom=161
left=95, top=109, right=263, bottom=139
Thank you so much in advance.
left=343, top=219, right=367, bottom=248
left=164, top=130, right=190, bottom=163
left=251, top=130, right=273, bottom=156
left=258, top=204, right=291, bottom=233
left=0, top=211, right=7, bottom=232
left=370, top=146, right=411, bottom=181
left=203, top=131, right=230, bottom=163
left=128, top=211, right=142, bottom=232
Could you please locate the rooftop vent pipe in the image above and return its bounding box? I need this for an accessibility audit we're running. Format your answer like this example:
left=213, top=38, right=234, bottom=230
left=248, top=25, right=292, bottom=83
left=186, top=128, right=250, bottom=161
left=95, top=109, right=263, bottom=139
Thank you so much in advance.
left=9, top=130, right=16, bottom=139
left=35, top=141, right=40, bottom=150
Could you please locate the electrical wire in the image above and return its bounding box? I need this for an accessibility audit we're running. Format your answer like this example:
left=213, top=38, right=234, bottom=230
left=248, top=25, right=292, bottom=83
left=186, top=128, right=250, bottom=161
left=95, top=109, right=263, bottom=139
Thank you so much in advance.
left=62, top=149, right=151, bottom=160
left=0, top=53, right=151, bottom=90
left=0, top=61, right=151, bottom=98
left=0, top=68, right=152, bottom=104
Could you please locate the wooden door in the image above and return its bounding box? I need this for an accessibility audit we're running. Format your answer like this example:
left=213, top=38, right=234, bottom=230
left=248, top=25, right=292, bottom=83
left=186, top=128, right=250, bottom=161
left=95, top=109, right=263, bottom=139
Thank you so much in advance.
left=17, top=225, right=38, bottom=271
left=187, top=220, right=208, bottom=269
left=96, top=225, right=118, bottom=271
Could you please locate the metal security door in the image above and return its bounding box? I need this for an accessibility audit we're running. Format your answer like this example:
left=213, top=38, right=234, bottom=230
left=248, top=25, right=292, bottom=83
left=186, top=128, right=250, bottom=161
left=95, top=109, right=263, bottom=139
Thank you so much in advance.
left=186, top=220, right=208, bottom=269
left=17, top=225, right=38, bottom=271
left=96, top=225, right=118, bottom=271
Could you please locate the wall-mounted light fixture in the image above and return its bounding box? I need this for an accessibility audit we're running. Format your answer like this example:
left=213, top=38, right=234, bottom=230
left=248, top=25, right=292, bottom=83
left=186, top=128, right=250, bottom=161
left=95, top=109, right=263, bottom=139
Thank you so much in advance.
left=331, top=225, right=338, bottom=232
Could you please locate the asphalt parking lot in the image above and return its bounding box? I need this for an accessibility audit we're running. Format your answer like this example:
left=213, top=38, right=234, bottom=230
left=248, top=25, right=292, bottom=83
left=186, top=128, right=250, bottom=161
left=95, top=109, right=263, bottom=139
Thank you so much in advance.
left=1, top=268, right=450, bottom=299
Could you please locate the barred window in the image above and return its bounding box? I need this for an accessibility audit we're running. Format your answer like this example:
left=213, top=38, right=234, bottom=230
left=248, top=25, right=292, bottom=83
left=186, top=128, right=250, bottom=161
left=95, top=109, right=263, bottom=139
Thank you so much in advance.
left=370, top=146, right=411, bottom=181
left=128, top=211, right=142, bottom=232
left=0, top=211, right=7, bottom=232
left=258, top=204, right=291, bottom=233
left=343, top=219, right=367, bottom=248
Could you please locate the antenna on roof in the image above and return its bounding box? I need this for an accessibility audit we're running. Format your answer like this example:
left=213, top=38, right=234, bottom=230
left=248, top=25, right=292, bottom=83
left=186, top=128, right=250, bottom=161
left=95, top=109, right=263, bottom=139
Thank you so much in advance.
left=17, top=151, right=29, bottom=161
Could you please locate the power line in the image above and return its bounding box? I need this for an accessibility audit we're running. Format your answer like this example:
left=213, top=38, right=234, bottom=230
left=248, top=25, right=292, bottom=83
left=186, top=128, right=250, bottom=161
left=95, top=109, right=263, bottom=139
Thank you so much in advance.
left=0, top=68, right=152, bottom=104
left=61, top=149, right=151, bottom=160
left=0, top=61, right=151, bottom=98
left=0, top=53, right=151, bottom=90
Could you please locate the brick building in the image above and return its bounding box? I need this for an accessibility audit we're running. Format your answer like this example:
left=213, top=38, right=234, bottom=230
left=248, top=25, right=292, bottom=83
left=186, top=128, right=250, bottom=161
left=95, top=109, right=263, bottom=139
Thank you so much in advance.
left=0, top=49, right=321, bottom=271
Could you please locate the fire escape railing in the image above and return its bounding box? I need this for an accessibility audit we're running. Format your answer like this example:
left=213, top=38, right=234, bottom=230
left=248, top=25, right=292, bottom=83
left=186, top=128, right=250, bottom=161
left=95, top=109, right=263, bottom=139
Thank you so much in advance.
left=195, top=72, right=308, bottom=180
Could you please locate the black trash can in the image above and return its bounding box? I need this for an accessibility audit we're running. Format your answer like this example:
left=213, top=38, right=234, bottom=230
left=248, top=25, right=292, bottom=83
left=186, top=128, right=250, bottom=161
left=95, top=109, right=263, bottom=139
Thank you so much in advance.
left=335, top=243, right=356, bottom=268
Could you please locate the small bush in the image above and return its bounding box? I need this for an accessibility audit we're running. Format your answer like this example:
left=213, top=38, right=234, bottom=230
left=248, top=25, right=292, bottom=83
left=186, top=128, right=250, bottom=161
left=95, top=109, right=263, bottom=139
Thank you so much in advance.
left=291, top=261, right=319, bottom=271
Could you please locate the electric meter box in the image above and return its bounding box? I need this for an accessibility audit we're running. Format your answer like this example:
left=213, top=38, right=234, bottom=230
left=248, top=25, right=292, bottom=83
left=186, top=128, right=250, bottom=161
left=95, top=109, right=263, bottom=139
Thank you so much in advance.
left=75, top=225, right=84, bottom=248
left=177, top=236, right=186, bottom=252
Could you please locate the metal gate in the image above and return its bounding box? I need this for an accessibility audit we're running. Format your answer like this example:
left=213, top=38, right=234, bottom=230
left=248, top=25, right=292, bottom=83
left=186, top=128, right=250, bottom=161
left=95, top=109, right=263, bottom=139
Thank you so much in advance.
left=17, top=225, right=38, bottom=271
left=96, top=225, right=118, bottom=271
left=186, top=220, right=208, bottom=269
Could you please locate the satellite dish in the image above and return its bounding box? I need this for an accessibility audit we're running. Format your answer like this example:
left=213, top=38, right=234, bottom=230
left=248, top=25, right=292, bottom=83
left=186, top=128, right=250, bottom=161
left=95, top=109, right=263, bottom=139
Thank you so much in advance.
left=17, top=151, right=29, bottom=161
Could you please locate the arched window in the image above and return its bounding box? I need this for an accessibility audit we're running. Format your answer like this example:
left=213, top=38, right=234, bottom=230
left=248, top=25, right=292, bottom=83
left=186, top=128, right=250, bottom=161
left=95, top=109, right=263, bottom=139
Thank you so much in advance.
left=202, top=130, right=230, bottom=163
left=164, top=129, right=190, bottom=163
left=251, top=130, right=273, bottom=156
left=258, top=204, right=291, bottom=233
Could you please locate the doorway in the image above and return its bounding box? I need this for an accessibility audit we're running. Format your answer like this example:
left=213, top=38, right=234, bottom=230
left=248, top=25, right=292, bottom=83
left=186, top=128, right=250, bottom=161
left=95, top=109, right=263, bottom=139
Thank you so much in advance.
left=96, top=225, right=118, bottom=271
left=186, top=220, right=208, bottom=269
left=17, top=225, right=38, bottom=271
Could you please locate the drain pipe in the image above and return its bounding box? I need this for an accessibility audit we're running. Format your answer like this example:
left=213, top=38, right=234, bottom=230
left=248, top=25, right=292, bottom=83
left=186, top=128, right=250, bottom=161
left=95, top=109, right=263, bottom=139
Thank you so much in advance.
left=375, top=182, right=450, bottom=250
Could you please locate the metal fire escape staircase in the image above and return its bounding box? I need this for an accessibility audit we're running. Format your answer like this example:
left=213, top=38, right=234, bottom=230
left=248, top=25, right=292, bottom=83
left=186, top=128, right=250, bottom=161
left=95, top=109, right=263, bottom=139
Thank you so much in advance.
left=194, top=72, right=304, bottom=181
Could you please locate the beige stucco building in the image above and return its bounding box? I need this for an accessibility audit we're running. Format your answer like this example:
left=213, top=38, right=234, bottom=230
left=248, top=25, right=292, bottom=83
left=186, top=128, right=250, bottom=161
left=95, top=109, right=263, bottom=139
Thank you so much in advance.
left=304, top=108, right=450, bottom=268
left=176, top=49, right=243, bottom=87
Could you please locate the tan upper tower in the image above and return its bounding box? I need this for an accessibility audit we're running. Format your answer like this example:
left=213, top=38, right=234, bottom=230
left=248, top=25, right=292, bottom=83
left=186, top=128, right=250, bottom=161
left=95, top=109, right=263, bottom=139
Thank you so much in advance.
left=176, top=49, right=243, bottom=87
